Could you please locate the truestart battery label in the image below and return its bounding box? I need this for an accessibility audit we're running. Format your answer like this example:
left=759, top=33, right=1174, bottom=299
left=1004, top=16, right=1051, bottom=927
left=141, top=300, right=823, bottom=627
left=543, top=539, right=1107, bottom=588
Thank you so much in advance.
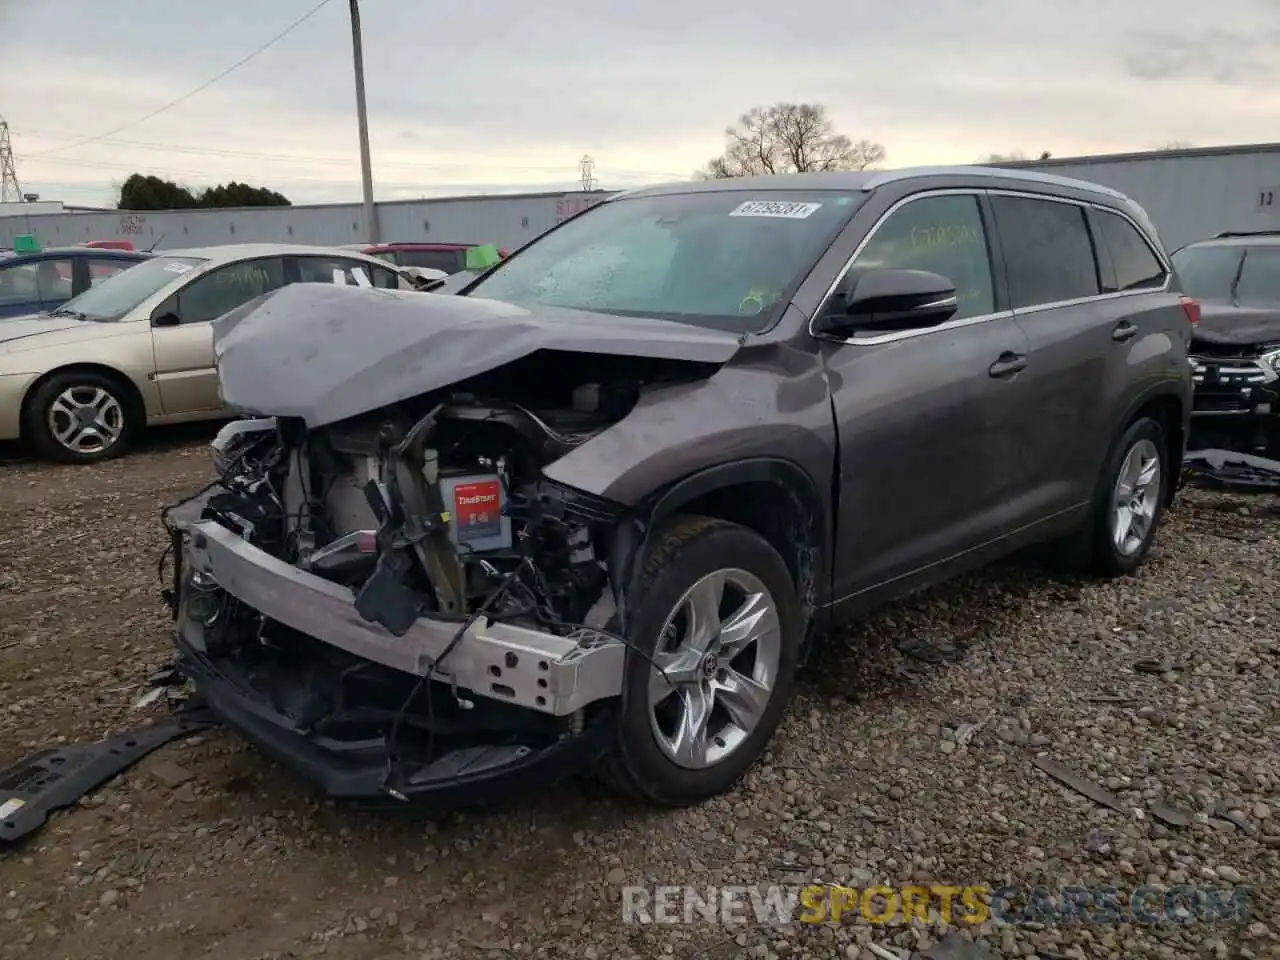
left=451, top=479, right=502, bottom=543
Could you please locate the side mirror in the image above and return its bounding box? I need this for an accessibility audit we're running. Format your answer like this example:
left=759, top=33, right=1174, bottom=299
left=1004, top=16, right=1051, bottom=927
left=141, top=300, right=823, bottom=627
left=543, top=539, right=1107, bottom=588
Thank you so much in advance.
left=815, top=268, right=958, bottom=338
left=151, top=297, right=181, bottom=327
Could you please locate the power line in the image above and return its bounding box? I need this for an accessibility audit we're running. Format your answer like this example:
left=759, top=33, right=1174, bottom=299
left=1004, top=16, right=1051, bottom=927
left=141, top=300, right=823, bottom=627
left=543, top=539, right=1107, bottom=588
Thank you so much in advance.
left=16, top=150, right=691, bottom=182
left=24, top=0, right=334, bottom=159
left=18, top=130, right=692, bottom=180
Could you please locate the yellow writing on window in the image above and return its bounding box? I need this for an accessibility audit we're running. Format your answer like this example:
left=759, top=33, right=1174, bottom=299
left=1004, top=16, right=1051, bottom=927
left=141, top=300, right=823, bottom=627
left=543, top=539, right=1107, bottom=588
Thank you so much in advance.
left=911, top=224, right=980, bottom=250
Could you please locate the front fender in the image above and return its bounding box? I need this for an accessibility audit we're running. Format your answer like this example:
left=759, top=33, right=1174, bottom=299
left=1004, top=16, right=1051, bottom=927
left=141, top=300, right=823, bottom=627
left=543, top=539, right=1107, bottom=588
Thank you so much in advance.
left=542, top=347, right=836, bottom=510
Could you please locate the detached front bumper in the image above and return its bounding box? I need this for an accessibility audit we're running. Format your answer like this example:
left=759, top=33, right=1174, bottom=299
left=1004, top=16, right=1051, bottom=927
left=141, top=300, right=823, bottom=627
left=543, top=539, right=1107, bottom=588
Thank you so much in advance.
left=179, top=520, right=625, bottom=715
left=172, top=520, right=627, bottom=802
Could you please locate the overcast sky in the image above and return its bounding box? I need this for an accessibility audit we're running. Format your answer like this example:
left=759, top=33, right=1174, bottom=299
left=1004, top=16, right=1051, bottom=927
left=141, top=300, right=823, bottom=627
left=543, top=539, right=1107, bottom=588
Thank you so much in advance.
left=2, top=0, right=1277, bottom=207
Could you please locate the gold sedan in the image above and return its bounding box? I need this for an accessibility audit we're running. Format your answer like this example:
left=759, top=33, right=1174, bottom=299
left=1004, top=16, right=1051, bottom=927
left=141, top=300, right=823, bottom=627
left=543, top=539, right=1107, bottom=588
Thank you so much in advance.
left=0, top=243, right=407, bottom=463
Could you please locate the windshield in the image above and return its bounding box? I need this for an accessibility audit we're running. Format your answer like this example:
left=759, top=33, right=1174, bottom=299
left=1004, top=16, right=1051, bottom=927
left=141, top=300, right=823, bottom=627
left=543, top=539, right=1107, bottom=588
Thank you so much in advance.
left=1171, top=243, right=1280, bottom=305
left=465, top=190, right=863, bottom=332
left=55, top=255, right=207, bottom=321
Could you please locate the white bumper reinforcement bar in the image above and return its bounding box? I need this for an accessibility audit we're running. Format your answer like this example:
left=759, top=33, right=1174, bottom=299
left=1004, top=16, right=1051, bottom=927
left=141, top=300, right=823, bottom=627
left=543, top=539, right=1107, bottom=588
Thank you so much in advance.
left=180, top=521, right=625, bottom=717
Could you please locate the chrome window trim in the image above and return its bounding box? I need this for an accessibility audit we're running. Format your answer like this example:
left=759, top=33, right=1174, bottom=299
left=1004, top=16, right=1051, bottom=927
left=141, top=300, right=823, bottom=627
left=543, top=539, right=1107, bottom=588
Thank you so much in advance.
left=809, top=186, right=1173, bottom=347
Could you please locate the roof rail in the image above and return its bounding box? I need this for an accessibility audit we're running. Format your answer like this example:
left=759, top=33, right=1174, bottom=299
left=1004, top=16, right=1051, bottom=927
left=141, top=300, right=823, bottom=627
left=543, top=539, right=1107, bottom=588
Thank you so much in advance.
left=1213, top=230, right=1280, bottom=239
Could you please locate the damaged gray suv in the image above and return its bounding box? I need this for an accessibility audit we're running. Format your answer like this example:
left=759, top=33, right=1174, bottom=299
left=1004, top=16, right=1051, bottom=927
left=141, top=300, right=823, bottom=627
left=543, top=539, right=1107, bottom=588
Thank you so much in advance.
left=168, top=167, right=1194, bottom=808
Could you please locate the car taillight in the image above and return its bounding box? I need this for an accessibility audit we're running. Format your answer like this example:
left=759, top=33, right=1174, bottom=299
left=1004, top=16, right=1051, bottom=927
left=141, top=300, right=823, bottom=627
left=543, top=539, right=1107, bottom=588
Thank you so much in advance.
left=1178, top=295, right=1201, bottom=325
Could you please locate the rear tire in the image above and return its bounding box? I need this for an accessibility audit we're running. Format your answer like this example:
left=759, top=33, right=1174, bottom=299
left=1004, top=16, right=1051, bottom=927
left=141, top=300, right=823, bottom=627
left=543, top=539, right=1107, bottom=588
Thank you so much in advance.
left=599, top=516, right=801, bottom=807
left=23, top=370, right=136, bottom=464
left=1083, top=416, right=1168, bottom=577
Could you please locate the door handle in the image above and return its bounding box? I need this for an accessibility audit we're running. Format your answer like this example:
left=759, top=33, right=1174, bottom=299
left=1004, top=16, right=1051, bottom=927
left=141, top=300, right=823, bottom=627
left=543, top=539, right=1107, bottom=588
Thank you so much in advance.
left=988, top=351, right=1027, bottom=378
left=1112, top=321, right=1139, bottom=342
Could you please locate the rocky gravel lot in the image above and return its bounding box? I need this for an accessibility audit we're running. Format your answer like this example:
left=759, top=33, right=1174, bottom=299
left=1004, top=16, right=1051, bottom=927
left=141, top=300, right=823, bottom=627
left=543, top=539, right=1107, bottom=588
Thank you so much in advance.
left=0, top=431, right=1277, bottom=960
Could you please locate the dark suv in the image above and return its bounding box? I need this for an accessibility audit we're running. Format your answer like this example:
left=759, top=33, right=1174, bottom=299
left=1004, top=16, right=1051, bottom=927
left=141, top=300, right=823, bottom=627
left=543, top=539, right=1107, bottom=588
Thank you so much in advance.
left=172, top=167, right=1194, bottom=809
left=1170, top=232, right=1280, bottom=455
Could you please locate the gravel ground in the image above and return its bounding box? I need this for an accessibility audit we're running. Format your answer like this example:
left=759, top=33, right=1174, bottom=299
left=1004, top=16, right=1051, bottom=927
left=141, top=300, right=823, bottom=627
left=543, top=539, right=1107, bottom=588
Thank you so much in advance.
left=0, top=432, right=1277, bottom=960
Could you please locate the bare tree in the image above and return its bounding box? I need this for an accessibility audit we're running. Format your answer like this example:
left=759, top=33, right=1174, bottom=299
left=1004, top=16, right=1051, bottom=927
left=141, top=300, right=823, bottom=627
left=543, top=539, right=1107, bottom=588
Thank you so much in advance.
left=1155, top=140, right=1193, bottom=150
left=700, top=103, right=885, bottom=179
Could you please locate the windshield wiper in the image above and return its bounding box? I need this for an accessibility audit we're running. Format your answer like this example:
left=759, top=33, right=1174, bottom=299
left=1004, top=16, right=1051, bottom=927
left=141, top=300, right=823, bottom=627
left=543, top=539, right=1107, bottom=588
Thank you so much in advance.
left=49, top=308, right=88, bottom=320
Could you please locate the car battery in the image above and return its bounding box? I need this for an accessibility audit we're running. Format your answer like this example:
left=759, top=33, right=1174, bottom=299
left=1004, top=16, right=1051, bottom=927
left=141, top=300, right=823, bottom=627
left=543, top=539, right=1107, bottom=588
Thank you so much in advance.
left=439, top=471, right=512, bottom=553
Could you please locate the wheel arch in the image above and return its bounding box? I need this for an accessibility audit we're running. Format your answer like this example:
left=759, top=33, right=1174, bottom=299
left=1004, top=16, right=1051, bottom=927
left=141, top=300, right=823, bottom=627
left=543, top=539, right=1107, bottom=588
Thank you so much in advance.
left=639, top=457, right=831, bottom=637
left=1118, top=384, right=1186, bottom=507
left=19, top=363, right=148, bottom=439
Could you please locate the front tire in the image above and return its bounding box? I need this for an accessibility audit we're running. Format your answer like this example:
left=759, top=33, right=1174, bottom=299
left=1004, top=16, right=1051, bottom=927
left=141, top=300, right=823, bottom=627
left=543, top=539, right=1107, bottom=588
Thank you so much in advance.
left=23, top=370, right=135, bottom=464
left=1086, top=416, right=1168, bottom=576
left=601, top=516, right=801, bottom=807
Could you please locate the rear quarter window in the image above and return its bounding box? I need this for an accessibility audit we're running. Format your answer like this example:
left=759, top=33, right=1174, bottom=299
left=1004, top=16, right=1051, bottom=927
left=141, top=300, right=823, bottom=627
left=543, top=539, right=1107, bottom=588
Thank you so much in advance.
left=1095, top=210, right=1167, bottom=292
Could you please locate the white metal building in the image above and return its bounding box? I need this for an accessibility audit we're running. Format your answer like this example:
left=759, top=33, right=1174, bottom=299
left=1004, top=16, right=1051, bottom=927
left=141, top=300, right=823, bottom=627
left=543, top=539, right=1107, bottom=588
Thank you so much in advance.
left=0, top=190, right=616, bottom=253
left=6, top=144, right=1279, bottom=255
left=1002, top=143, right=1280, bottom=251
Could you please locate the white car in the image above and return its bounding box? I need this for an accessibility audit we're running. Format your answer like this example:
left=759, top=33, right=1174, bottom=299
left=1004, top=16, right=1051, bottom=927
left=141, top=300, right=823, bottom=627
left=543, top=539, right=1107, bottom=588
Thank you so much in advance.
left=0, top=243, right=407, bottom=463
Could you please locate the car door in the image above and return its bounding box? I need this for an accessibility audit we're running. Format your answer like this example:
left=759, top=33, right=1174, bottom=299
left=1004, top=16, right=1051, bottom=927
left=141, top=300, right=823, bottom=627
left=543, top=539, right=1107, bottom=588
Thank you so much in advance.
left=820, top=190, right=1035, bottom=601
left=151, top=257, right=287, bottom=415
left=989, top=192, right=1145, bottom=514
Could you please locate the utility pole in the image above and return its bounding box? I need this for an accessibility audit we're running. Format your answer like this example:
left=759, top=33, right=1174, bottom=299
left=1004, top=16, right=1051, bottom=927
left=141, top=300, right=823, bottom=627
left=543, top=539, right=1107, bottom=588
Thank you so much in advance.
left=348, top=0, right=378, bottom=243
left=578, top=154, right=596, bottom=192
left=0, top=119, right=23, bottom=204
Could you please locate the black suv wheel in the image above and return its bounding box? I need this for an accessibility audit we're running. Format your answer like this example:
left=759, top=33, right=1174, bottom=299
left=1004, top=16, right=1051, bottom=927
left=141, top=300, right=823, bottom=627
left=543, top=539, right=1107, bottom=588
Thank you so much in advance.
left=600, top=516, right=801, bottom=807
left=1087, top=416, right=1169, bottom=576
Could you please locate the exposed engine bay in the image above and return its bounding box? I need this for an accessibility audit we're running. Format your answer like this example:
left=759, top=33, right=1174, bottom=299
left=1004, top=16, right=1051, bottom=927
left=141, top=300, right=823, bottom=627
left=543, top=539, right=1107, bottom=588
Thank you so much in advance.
left=207, top=375, right=636, bottom=632
left=166, top=351, right=719, bottom=801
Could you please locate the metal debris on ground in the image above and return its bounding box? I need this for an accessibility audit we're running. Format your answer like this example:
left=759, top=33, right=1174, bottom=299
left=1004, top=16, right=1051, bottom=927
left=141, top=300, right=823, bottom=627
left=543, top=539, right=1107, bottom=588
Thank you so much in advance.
left=1149, top=801, right=1194, bottom=828
left=866, top=943, right=907, bottom=960
left=1032, top=755, right=1127, bottom=814
left=952, top=710, right=995, bottom=750
left=1183, top=448, right=1280, bottom=492
left=132, top=687, right=165, bottom=710
left=0, top=701, right=217, bottom=845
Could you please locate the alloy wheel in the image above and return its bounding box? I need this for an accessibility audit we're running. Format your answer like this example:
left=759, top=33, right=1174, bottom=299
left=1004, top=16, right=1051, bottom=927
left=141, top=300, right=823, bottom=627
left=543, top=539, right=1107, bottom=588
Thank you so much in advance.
left=46, top=385, right=125, bottom=457
left=1110, top=438, right=1161, bottom=557
left=646, top=568, right=782, bottom=770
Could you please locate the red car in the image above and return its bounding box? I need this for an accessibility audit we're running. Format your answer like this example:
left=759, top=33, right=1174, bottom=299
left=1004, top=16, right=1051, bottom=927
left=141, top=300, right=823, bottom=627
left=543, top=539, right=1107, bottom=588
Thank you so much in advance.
left=359, top=242, right=508, bottom=274
left=82, top=240, right=137, bottom=251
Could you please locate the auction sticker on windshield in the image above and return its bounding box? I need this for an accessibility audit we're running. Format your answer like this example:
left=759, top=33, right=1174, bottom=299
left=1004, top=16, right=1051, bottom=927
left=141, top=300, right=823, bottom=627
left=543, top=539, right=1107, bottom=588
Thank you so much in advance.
left=730, top=200, right=823, bottom=219
left=163, top=262, right=193, bottom=274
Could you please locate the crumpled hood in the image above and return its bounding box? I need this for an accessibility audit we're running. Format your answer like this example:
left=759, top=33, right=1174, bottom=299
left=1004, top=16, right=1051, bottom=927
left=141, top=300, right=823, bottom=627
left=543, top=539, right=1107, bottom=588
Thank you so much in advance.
left=1192, top=302, right=1280, bottom=348
left=212, top=282, right=745, bottom=427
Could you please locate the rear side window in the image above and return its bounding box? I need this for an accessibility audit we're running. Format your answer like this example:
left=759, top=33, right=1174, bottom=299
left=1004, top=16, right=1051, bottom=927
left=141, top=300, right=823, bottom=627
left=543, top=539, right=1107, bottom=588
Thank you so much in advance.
left=991, top=196, right=1101, bottom=308
left=1095, top=210, right=1166, bottom=292
left=0, top=262, right=38, bottom=306
left=178, top=257, right=286, bottom=324
left=88, top=258, right=133, bottom=288
left=365, top=263, right=401, bottom=289
left=297, top=257, right=371, bottom=286
left=397, top=249, right=466, bottom=273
